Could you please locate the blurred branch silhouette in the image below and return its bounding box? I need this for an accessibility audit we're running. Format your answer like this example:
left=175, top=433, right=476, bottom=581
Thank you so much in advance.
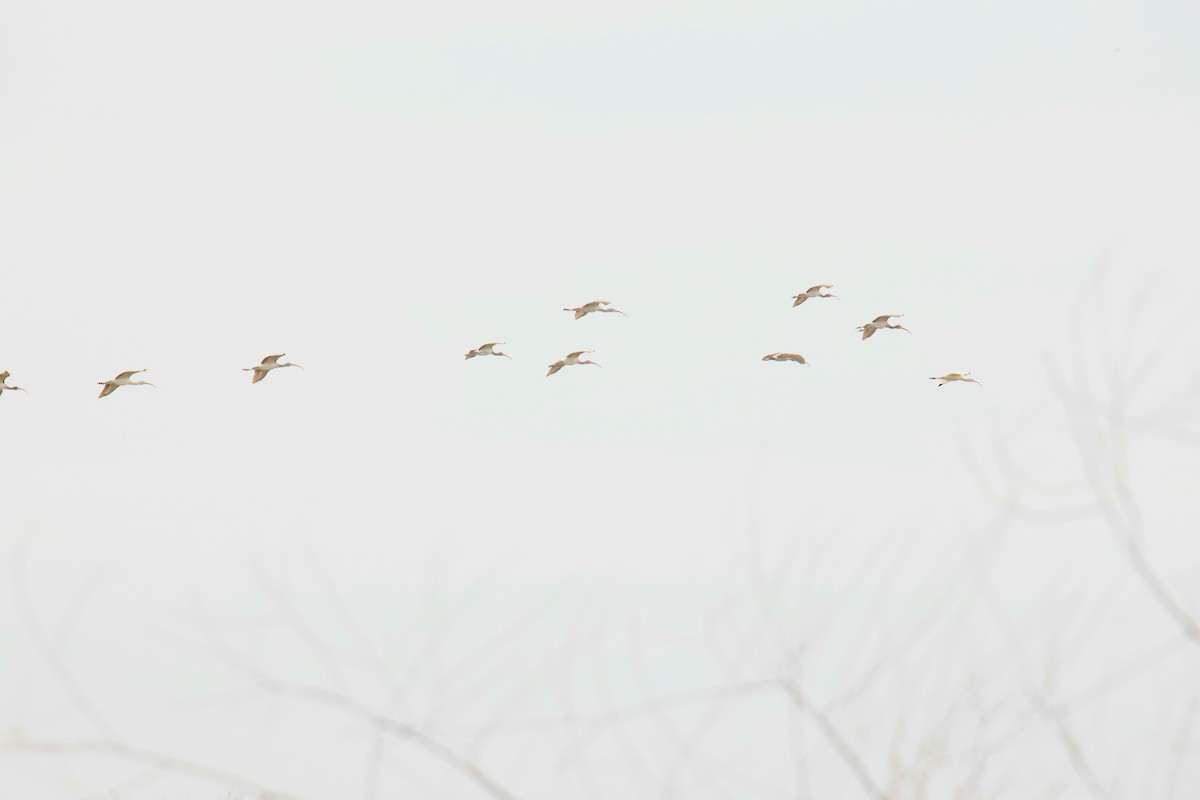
left=1046, top=266, right=1200, bottom=644
left=0, top=737, right=314, bottom=800
left=6, top=269, right=1200, bottom=798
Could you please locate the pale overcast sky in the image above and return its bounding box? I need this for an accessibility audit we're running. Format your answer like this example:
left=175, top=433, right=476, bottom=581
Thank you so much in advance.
left=2, top=1, right=1199, bottom=797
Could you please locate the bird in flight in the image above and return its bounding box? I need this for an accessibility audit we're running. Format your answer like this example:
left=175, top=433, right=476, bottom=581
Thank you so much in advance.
left=243, top=354, right=303, bottom=384
left=858, top=314, right=911, bottom=340
left=465, top=342, right=511, bottom=360
left=761, top=352, right=809, bottom=364
left=792, top=285, right=839, bottom=307
left=0, top=371, right=28, bottom=396
left=563, top=300, right=627, bottom=320
left=930, top=373, right=982, bottom=387
left=547, top=350, right=601, bottom=377
left=98, top=369, right=156, bottom=398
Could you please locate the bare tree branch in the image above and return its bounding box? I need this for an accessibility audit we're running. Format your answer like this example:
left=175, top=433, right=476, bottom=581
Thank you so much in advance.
left=0, top=736, right=313, bottom=800
left=11, top=536, right=122, bottom=741
left=781, top=680, right=888, bottom=800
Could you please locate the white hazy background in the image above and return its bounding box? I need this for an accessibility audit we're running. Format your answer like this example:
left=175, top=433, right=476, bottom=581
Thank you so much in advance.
left=2, top=0, right=1200, bottom=798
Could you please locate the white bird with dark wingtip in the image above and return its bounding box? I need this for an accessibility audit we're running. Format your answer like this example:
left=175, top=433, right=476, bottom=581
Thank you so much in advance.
left=930, top=373, right=982, bottom=387
left=0, top=371, right=27, bottom=396
left=243, top=354, right=303, bottom=384
left=546, top=350, right=601, bottom=377
left=791, top=285, right=840, bottom=307
left=857, top=314, right=911, bottom=340
left=98, top=369, right=156, bottom=398
left=465, top=342, right=511, bottom=360
left=762, top=352, right=809, bottom=365
left=563, top=300, right=627, bottom=320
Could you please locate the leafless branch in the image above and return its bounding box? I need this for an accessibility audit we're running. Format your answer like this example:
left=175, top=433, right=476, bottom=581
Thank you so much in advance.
left=0, top=736, right=313, bottom=800
left=11, top=535, right=122, bottom=741
left=781, top=680, right=888, bottom=800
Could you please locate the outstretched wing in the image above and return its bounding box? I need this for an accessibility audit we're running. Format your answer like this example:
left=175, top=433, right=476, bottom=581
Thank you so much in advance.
left=251, top=369, right=269, bottom=384
left=806, top=285, right=832, bottom=293
left=260, top=354, right=285, bottom=366
left=0, top=371, right=8, bottom=382
left=567, top=350, right=590, bottom=359
left=98, top=383, right=118, bottom=398
left=115, top=369, right=143, bottom=380
left=792, top=295, right=807, bottom=306
left=546, top=362, right=564, bottom=377
left=861, top=326, right=877, bottom=340
left=872, top=315, right=899, bottom=324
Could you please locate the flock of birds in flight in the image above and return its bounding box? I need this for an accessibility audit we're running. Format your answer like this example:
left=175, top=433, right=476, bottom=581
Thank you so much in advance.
left=465, top=287, right=981, bottom=385
left=0, top=286, right=981, bottom=399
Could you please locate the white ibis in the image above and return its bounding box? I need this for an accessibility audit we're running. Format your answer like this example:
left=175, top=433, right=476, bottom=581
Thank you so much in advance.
left=98, top=369, right=156, bottom=398
left=0, top=371, right=27, bottom=396
left=564, top=300, right=627, bottom=320
left=762, top=353, right=809, bottom=364
left=791, top=285, right=839, bottom=307
left=465, top=342, right=511, bottom=360
left=857, top=314, right=911, bottom=340
left=930, top=373, right=982, bottom=387
left=243, top=354, right=303, bottom=384
left=547, top=350, right=601, bottom=377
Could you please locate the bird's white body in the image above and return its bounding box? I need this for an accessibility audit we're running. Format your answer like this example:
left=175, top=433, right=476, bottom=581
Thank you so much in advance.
left=858, top=314, right=911, bottom=340
left=243, top=354, right=303, bottom=384
left=791, top=284, right=839, bottom=307
left=547, top=350, right=601, bottom=376
left=564, top=300, right=627, bottom=320
left=98, top=369, right=156, bottom=398
left=465, top=342, right=511, bottom=360
left=931, top=373, right=982, bottom=387
left=0, top=370, right=27, bottom=396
